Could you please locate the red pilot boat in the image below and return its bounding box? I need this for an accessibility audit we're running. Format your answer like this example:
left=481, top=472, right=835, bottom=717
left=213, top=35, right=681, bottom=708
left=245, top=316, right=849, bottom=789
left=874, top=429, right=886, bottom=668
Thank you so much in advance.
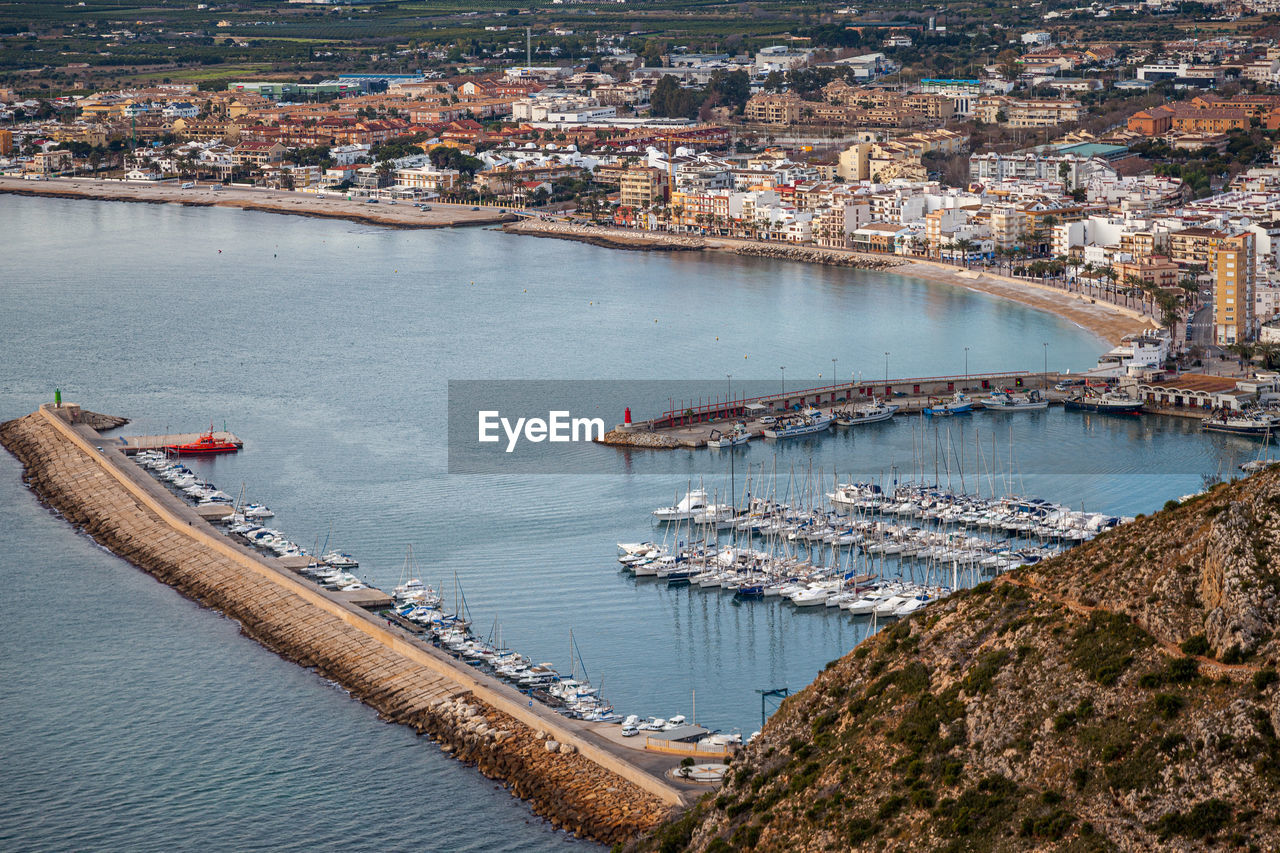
left=165, top=425, right=240, bottom=455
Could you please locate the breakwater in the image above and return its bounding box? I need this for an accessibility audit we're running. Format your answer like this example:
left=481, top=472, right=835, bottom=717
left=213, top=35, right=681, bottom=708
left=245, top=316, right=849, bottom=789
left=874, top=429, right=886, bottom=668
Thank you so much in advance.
left=597, top=429, right=682, bottom=449
left=720, top=242, right=902, bottom=268
left=504, top=219, right=905, bottom=270
left=0, top=404, right=681, bottom=845
left=0, top=178, right=514, bottom=230
left=504, top=219, right=704, bottom=251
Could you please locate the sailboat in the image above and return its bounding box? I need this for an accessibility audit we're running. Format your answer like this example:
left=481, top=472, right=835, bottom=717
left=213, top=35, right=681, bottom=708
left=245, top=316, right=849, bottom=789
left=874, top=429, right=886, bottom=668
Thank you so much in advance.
left=1241, top=427, right=1280, bottom=473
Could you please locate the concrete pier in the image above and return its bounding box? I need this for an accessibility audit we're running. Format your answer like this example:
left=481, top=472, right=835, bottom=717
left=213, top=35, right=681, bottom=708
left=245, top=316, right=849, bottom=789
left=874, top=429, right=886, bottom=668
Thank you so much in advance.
left=610, top=372, right=1062, bottom=448
left=114, top=430, right=243, bottom=454
left=0, top=404, right=687, bottom=844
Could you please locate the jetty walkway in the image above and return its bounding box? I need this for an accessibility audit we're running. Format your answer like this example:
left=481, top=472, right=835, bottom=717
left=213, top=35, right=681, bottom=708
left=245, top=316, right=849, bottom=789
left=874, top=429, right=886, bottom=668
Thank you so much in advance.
left=0, top=403, right=688, bottom=844
left=609, top=371, right=1063, bottom=448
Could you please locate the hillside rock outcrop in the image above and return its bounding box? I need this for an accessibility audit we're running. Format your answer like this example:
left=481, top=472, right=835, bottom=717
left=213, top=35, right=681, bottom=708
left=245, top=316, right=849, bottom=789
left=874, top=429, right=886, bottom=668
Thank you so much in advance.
left=636, top=472, right=1280, bottom=852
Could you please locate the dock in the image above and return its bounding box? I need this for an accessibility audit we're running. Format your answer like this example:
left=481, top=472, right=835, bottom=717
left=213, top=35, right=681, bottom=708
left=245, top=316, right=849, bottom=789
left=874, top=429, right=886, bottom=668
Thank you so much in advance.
left=116, top=430, right=243, bottom=454
left=620, top=371, right=1063, bottom=448
left=0, top=403, right=689, bottom=844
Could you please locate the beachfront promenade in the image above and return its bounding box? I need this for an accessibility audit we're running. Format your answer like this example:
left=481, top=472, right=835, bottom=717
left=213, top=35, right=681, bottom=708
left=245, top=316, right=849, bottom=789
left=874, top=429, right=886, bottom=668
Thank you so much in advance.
left=0, top=402, right=688, bottom=844
left=502, top=218, right=1160, bottom=345
left=0, top=175, right=517, bottom=229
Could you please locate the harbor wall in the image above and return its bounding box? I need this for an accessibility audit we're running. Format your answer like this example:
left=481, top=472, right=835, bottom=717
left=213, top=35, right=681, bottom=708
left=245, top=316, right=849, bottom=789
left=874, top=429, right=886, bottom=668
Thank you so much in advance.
left=0, top=405, right=680, bottom=844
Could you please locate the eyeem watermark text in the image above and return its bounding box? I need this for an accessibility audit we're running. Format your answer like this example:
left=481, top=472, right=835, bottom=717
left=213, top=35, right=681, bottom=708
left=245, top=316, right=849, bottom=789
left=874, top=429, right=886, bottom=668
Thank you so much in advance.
left=478, top=410, right=606, bottom=452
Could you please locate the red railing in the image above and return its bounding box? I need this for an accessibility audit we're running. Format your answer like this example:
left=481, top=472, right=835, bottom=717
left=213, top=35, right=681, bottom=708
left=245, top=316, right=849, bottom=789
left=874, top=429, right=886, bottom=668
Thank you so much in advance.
left=654, top=371, right=1036, bottom=426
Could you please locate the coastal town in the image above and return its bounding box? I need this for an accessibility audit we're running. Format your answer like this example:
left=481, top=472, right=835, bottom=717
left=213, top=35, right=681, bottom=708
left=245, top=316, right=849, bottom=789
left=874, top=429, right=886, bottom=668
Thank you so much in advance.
left=11, top=9, right=1280, bottom=362
left=10, top=3, right=1280, bottom=851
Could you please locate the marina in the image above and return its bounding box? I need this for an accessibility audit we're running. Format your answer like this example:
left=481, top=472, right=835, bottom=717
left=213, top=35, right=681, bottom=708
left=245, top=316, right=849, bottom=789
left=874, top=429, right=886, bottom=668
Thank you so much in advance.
left=0, top=403, right=697, bottom=845
left=1, top=197, right=1260, bottom=852
left=618, top=465, right=1129, bottom=621
left=126, top=445, right=730, bottom=748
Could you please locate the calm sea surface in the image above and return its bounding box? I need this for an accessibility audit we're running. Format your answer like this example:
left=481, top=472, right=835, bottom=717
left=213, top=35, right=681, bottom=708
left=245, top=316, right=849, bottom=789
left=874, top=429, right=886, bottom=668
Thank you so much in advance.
left=0, top=195, right=1255, bottom=849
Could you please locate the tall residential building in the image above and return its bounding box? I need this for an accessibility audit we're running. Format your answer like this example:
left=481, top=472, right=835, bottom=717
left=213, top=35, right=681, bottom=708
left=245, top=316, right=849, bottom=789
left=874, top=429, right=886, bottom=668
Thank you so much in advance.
left=0, top=128, right=12, bottom=156
left=618, top=166, right=667, bottom=211
left=1211, top=231, right=1256, bottom=345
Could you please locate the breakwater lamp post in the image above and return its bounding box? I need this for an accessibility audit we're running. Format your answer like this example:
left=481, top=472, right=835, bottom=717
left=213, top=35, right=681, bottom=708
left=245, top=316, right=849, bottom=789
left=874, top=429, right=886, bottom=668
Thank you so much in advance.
left=964, top=346, right=970, bottom=383
left=726, top=374, right=732, bottom=411
left=884, top=352, right=890, bottom=387
left=779, top=366, right=785, bottom=396
left=832, top=358, right=838, bottom=390
left=1043, top=342, right=1049, bottom=385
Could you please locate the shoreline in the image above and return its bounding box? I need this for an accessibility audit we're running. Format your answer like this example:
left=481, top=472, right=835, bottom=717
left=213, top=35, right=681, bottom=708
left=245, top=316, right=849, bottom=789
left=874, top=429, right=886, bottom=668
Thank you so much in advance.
left=0, top=176, right=516, bottom=229
left=504, top=220, right=1157, bottom=345
left=5, top=181, right=1156, bottom=344
left=0, top=404, right=683, bottom=844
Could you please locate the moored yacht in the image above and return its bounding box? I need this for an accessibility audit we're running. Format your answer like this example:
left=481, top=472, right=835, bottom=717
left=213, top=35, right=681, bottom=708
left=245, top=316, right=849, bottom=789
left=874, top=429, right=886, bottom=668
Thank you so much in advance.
left=653, top=489, right=709, bottom=522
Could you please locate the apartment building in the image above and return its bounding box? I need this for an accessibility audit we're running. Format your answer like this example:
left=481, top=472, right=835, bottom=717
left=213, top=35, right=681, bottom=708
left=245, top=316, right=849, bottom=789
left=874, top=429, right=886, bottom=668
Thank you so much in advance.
left=1114, top=256, right=1180, bottom=289
left=974, top=97, right=1083, bottom=127
left=744, top=93, right=802, bottom=125
left=619, top=166, right=667, bottom=210
left=393, top=166, right=460, bottom=193
left=1212, top=232, right=1256, bottom=344
left=1169, top=226, right=1227, bottom=267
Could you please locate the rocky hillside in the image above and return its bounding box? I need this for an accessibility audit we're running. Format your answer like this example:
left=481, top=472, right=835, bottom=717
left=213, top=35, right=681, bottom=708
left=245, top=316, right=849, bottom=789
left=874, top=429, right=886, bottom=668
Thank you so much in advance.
left=638, top=469, right=1280, bottom=852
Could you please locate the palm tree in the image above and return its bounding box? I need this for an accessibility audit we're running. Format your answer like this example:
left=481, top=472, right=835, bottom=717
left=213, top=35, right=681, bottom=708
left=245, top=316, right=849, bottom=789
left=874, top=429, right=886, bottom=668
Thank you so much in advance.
left=1102, top=267, right=1119, bottom=304
left=955, top=238, right=976, bottom=268
left=1062, top=255, right=1081, bottom=289
left=1123, top=274, right=1145, bottom=311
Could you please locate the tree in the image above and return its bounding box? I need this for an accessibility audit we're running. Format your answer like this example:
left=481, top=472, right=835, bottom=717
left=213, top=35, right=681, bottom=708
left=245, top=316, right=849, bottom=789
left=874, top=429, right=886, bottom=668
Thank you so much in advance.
left=706, top=70, right=750, bottom=113
left=996, top=49, right=1022, bottom=82
left=651, top=76, right=701, bottom=119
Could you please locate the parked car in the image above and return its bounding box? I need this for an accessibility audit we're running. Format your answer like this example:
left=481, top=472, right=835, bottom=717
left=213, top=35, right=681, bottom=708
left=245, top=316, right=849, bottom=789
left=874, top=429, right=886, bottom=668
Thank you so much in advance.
left=759, top=416, right=777, bottom=426
left=621, top=725, right=639, bottom=737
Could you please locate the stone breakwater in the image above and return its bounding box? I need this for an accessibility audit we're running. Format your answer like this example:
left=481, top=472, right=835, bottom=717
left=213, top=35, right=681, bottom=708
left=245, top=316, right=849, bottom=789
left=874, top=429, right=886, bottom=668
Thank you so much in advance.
left=0, top=408, right=676, bottom=845
left=596, top=429, right=682, bottom=449
left=723, top=242, right=904, bottom=269
left=505, top=219, right=905, bottom=270
left=0, top=179, right=514, bottom=230
left=421, top=697, right=673, bottom=842
left=504, top=219, right=704, bottom=251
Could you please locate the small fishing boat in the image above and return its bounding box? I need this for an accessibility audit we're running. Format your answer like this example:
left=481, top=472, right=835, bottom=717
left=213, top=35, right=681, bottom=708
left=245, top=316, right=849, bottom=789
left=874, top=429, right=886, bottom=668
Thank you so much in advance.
left=1201, top=409, right=1280, bottom=437
left=982, top=388, right=1048, bottom=411
left=1063, top=390, right=1144, bottom=415
left=924, top=393, right=972, bottom=416
left=833, top=400, right=900, bottom=427
left=706, top=423, right=750, bottom=448
left=762, top=408, right=834, bottom=439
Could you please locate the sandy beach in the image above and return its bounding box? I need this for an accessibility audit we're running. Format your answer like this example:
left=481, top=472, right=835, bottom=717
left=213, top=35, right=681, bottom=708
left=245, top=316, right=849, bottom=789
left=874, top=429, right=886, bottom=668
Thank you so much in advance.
left=4, top=181, right=1157, bottom=344
left=503, top=220, right=1157, bottom=345
left=0, top=176, right=516, bottom=229
left=895, top=260, right=1157, bottom=345
left=697, top=235, right=1156, bottom=344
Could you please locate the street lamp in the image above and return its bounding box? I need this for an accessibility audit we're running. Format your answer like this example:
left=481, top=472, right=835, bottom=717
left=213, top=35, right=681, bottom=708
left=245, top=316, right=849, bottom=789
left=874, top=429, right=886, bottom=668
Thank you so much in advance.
left=964, top=346, right=969, bottom=382
left=780, top=366, right=785, bottom=395
left=884, top=352, right=890, bottom=386
left=727, top=373, right=732, bottom=403
left=832, top=358, right=838, bottom=388
left=1042, top=342, right=1049, bottom=383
